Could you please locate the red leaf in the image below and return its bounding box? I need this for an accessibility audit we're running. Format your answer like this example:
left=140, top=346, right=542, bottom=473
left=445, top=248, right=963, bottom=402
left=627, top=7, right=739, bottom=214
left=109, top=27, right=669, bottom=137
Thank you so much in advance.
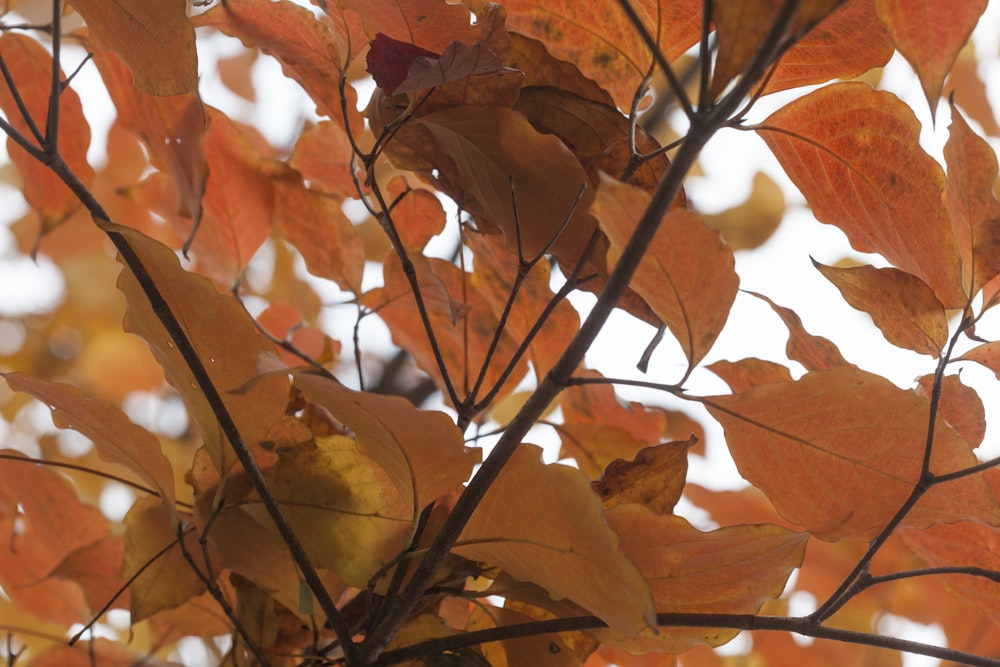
left=367, top=32, right=440, bottom=94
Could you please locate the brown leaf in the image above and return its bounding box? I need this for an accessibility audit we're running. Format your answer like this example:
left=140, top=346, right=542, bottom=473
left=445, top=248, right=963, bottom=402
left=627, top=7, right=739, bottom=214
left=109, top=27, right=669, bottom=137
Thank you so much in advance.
left=2, top=373, right=175, bottom=505
left=760, top=83, right=964, bottom=307
left=707, top=367, right=1000, bottom=540
left=593, top=176, right=738, bottom=367
left=396, top=41, right=505, bottom=95
left=69, top=0, right=196, bottom=95
left=875, top=0, right=987, bottom=112
left=112, top=224, right=289, bottom=473
left=763, top=0, right=893, bottom=95
left=456, top=444, right=655, bottom=636
left=0, top=34, right=93, bottom=233
left=592, top=437, right=695, bottom=514
left=812, top=261, right=948, bottom=357
left=599, top=505, right=807, bottom=652
left=944, top=102, right=1000, bottom=298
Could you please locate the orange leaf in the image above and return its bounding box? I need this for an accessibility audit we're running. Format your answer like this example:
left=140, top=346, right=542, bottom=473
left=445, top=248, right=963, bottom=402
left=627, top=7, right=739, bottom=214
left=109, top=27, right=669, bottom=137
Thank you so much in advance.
left=289, top=121, right=358, bottom=199
left=123, top=498, right=207, bottom=622
left=593, top=176, right=738, bottom=367
left=456, top=444, right=655, bottom=636
left=0, top=451, right=109, bottom=625
left=386, top=178, right=447, bottom=252
left=95, top=51, right=207, bottom=225
left=812, top=261, right=948, bottom=357
left=710, top=0, right=841, bottom=98
left=487, top=0, right=702, bottom=110
left=561, top=369, right=666, bottom=445
left=51, top=535, right=128, bottom=617
left=763, top=0, right=893, bottom=95
left=600, top=505, right=807, bottom=652
left=592, top=437, right=695, bottom=515
left=26, top=639, right=140, bottom=667
left=194, top=0, right=361, bottom=126
left=957, top=341, right=1000, bottom=381
left=915, top=373, right=986, bottom=449
left=707, top=358, right=793, bottom=392
left=291, top=372, right=478, bottom=516
left=760, top=83, right=964, bottom=307
left=557, top=423, right=657, bottom=481
left=0, top=34, right=93, bottom=232
left=748, top=291, right=851, bottom=371
left=707, top=367, right=1000, bottom=540
left=112, top=224, right=289, bottom=473
left=344, top=0, right=479, bottom=53
left=274, top=177, right=365, bottom=294
left=68, top=0, right=198, bottom=95
left=944, top=102, right=1000, bottom=298
left=2, top=373, right=175, bottom=506
left=875, top=0, right=987, bottom=112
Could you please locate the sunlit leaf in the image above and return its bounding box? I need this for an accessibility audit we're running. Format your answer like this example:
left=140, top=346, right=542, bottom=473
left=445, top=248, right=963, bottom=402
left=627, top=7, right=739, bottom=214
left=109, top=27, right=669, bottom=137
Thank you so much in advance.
left=599, top=505, right=807, bottom=652
left=760, top=83, right=964, bottom=307
left=68, top=0, right=197, bottom=95
left=812, top=261, right=948, bottom=357
left=112, top=223, right=289, bottom=473
left=3, top=373, right=175, bottom=505
left=763, top=0, right=893, bottom=95
left=0, top=34, right=93, bottom=234
left=707, top=367, right=1000, bottom=540
left=593, top=176, right=738, bottom=367
left=711, top=0, right=840, bottom=98
left=456, top=444, right=655, bottom=636
left=875, top=0, right=987, bottom=112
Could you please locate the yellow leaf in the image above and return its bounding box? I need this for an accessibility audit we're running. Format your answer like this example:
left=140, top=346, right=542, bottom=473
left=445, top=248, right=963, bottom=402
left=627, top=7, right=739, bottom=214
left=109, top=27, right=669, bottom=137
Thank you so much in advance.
left=455, top=444, right=655, bottom=636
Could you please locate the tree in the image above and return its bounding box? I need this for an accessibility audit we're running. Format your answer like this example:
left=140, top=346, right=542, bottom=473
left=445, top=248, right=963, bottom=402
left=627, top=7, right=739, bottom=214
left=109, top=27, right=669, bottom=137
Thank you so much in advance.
left=0, top=0, right=998, bottom=664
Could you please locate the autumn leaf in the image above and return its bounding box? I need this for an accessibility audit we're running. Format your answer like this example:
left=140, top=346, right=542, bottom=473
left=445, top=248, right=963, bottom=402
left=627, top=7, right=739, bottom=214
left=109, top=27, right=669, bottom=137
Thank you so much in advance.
left=486, top=0, right=702, bottom=110
left=455, top=444, right=656, bottom=636
left=747, top=291, right=852, bottom=371
left=111, top=223, right=289, bottom=473
left=592, top=437, right=695, bottom=514
left=915, top=373, right=986, bottom=449
left=707, top=367, right=1000, bottom=540
left=342, top=0, right=479, bottom=53
left=812, top=261, right=948, bottom=357
left=288, top=120, right=359, bottom=199
left=944, top=102, right=1000, bottom=298
left=2, top=373, right=176, bottom=505
left=366, top=32, right=440, bottom=94
left=875, top=0, right=987, bottom=112
left=760, top=83, right=965, bottom=307
left=762, top=0, right=893, bottom=95
left=707, top=358, right=794, bottom=392
left=593, top=175, right=738, bottom=368
left=122, top=498, right=207, bottom=622
left=598, top=504, right=807, bottom=652
left=50, top=535, right=128, bottom=618
left=0, top=34, right=93, bottom=234
left=68, top=0, right=198, bottom=95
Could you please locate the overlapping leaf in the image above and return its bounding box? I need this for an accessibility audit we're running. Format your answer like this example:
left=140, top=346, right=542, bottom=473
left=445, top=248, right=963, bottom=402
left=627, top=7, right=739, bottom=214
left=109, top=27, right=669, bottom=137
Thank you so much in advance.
left=707, top=367, right=1000, bottom=540
left=915, top=373, right=986, bottom=449
left=598, top=504, right=807, bottom=652
left=812, top=262, right=948, bottom=357
left=593, top=176, right=738, bottom=368
left=456, top=444, right=655, bottom=636
left=2, top=374, right=175, bottom=505
left=748, top=291, right=851, bottom=370
left=112, top=224, right=289, bottom=473
left=760, top=83, right=965, bottom=307
left=68, top=0, right=197, bottom=95
left=487, top=0, right=702, bottom=110
left=592, top=437, right=695, bottom=514
left=0, top=34, right=93, bottom=233
left=343, top=0, right=479, bottom=52
left=875, top=0, right=987, bottom=111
